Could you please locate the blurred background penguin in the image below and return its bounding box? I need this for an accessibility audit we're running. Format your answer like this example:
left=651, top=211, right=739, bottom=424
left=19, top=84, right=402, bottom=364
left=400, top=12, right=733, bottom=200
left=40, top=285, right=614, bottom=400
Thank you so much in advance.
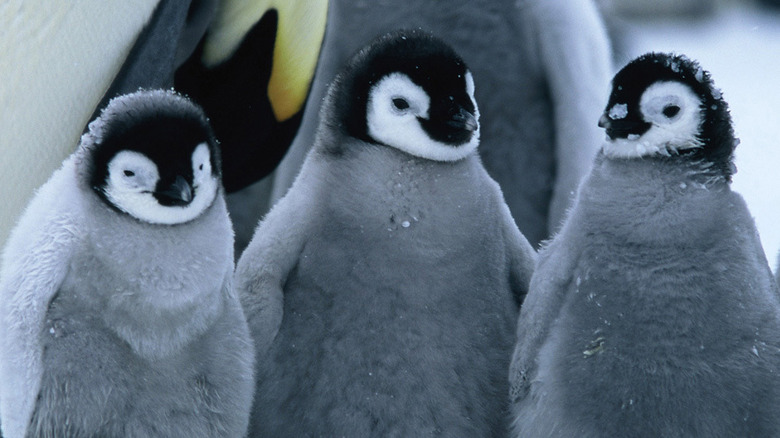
left=0, top=0, right=327, bottom=262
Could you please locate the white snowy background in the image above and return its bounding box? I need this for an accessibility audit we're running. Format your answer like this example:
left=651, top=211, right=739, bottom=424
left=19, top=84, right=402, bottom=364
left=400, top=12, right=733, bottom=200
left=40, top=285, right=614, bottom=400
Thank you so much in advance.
left=612, top=1, right=780, bottom=271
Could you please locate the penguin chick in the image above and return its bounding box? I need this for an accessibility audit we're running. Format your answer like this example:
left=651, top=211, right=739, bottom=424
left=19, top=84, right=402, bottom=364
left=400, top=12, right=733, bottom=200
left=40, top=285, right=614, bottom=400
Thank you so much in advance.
left=0, top=90, right=255, bottom=438
left=509, top=53, right=780, bottom=438
left=236, top=30, right=536, bottom=437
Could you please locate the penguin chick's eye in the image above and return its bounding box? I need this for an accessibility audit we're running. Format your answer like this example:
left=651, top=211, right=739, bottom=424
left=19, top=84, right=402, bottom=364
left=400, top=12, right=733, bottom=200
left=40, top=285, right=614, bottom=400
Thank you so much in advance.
left=392, top=97, right=410, bottom=111
left=191, top=143, right=213, bottom=184
left=105, top=150, right=160, bottom=195
left=663, top=105, right=681, bottom=118
left=639, top=81, right=701, bottom=128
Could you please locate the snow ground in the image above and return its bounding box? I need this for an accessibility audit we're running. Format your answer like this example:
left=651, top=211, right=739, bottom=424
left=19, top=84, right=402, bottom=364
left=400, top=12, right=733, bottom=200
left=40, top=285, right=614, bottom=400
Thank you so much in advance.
left=618, top=4, right=780, bottom=271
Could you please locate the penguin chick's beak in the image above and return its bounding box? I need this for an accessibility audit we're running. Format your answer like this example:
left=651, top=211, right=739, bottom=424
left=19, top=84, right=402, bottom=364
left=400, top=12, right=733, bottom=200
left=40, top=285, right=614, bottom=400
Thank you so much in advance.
left=598, top=113, right=610, bottom=129
left=156, top=175, right=194, bottom=206
left=598, top=112, right=650, bottom=140
left=447, top=107, right=478, bottom=132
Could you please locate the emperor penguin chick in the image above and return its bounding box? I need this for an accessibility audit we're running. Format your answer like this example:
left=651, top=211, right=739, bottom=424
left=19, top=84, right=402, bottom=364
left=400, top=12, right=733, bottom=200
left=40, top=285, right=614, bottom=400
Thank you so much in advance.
left=509, top=53, right=780, bottom=438
left=236, top=30, right=536, bottom=437
left=0, top=90, right=255, bottom=438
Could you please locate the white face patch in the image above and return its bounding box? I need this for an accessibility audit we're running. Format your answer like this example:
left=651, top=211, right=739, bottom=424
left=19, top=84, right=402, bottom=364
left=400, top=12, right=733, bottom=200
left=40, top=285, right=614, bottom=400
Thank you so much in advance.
left=465, top=71, right=481, bottom=125
left=366, top=72, right=480, bottom=162
left=103, top=143, right=218, bottom=225
left=603, top=81, right=704, bottom=159
left=191, top=143, right=215, bottom=192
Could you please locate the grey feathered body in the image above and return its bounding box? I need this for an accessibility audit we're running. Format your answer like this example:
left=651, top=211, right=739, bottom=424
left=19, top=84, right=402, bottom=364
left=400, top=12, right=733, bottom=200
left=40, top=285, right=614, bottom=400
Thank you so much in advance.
left=238, top=139, right=535, bottom=437
left=1, top=156, right=255, bottom=438
left=31, top=287, right=252, bottom=438
left=511, top=154, right=780, bottom=437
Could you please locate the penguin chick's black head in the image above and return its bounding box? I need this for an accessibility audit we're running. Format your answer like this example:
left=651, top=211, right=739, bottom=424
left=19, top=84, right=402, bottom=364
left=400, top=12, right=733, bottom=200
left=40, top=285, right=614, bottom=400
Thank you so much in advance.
left=84, top=89, right=222, bottom=225
left=599, top=52, right=737, bottom=179
left=324, top=29, right=480, bottom=162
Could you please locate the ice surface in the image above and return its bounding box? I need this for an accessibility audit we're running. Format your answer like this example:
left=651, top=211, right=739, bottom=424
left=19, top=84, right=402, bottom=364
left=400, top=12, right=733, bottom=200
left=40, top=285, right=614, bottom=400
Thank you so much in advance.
left=623, top=5, right=780, bottom=270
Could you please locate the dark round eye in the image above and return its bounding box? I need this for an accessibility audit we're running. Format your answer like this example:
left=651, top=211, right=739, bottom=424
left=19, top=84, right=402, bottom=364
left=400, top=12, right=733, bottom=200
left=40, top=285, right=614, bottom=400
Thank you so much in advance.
left=123, top=170, right=135, bottom=177
left=392, top=98, right=410, bottom=110
left=662, top=105, right=681, bottom=118
left=199, top=163, right=204, bottom=171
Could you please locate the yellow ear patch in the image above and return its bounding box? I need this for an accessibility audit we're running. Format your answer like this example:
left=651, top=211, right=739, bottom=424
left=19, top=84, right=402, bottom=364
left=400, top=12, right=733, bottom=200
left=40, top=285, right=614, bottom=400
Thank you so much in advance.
left=202, top=0, right=328, bottom=122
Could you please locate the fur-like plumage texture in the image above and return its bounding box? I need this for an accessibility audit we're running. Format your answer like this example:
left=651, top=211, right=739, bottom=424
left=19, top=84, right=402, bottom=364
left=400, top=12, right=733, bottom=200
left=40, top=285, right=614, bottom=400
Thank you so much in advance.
left=236, top=32, right=536, bottom=436
left=257, top=0, right=612, bottom=253
left=0, top=91, right=255, bottom=438
left=510, top=53, right=780, bottom=436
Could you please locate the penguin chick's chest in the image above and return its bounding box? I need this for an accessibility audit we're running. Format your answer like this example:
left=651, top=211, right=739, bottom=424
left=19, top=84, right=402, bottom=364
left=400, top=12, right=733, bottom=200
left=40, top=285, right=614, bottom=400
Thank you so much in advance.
left=276, top=151, right=517, bottom=358
left=555, top=159, right=754, bottom=366
left=51, top=197, right=232, bottom=356
left=298, top=152, right=511, bottom=307
left=536, top=157, right=780, bottom=434
left=260, top=151, right=518, bottom=434
left=32, top=287, right=246, bottom=437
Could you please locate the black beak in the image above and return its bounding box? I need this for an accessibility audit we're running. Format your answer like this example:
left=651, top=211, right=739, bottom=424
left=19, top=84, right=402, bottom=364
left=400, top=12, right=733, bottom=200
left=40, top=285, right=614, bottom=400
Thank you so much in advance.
left=447, top=107, right=478, bottom=132
left=156, top=175, right=193, bottom=206
left=598, top=113, right=610, bottom=128
left=598, top=112, right=650, bottom=140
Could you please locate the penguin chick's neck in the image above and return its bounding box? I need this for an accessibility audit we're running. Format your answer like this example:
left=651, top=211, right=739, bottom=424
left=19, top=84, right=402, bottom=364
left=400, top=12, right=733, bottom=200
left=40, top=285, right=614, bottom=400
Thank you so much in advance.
left=601, top=136, right=734, bottom=185
left=577, top=153, right=731, bottom=244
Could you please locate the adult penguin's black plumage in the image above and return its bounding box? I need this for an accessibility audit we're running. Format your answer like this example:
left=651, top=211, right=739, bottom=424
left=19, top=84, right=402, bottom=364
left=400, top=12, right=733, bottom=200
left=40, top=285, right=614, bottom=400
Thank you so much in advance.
left=175, top=1, right=327, bottom=192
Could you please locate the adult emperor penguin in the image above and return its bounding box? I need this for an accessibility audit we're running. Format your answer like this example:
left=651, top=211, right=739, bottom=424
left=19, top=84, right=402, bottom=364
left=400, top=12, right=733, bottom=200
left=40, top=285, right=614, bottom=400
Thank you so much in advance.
left=236, top=30, right=537, bottom=436
left=265, top=0, right=612, bottom=254
left=0, top=1, right=327, bottom=264
left=509, top=53, right=780, bottom=437
left=0, top=90, right=255, bottom=438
